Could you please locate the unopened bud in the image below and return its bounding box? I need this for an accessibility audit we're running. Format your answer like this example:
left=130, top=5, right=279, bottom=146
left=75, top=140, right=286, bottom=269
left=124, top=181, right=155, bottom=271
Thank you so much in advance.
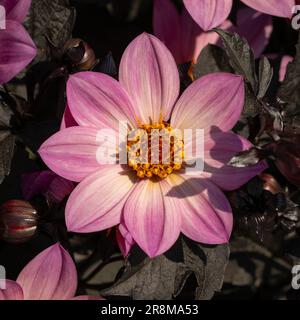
left=0, top=200, right=38, bottom=244
left=63, top=38, right=97, bottom=71
left=259, top=173, right=283, bottom=195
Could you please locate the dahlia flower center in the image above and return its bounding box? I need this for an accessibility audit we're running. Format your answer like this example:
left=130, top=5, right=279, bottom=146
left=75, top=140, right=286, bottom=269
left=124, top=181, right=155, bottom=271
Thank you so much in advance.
left=127, top=121, right=184, bottom=179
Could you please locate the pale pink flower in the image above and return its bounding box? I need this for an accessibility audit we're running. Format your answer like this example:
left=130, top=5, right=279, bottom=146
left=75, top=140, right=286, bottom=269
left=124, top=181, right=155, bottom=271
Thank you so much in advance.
left=0, top=0, right=36, bottom=84
left=183, top=0, right=294, bottom=31
left=39, top=33, right=266, bottom=257
left=0, top=243, right=103, bottom=300
left=153, top=0, right=273, bottom=63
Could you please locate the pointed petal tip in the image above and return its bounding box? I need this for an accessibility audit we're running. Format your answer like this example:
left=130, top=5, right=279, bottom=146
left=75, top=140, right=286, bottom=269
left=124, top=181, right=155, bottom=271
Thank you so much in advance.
left=183, top=0, right=233, bottom=31
left=17, top=242, right=77, bottom=300
left=123, top=179, right=181, bottom=258
left=119, top=31, right=180, bottom=123
left=171, top=72, right=245, bottom=132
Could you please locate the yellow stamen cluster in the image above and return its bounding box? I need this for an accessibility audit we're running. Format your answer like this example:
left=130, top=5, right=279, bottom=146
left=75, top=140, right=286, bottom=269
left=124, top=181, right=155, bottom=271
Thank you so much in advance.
left=127, top=121, right=184, bottom=179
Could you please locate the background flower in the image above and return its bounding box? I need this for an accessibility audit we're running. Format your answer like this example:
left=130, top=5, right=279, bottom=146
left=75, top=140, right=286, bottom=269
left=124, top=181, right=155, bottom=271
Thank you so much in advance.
left=183, top=0, right=294, bottom=31
left=0, top=0, right=36, bottom=84
left=0, top=243, right=103, bottom=300
left=153, top=0, right=273, bottom=64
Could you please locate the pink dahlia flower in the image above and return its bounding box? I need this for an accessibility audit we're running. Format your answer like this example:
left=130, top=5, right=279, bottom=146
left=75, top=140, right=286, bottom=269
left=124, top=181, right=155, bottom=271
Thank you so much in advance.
left=0, top=0, right=36, bottom=84
left=0, top=243, right=103, bottom=300
left=153, top=0, right=272, bottom=63
left=39, top=33, right=266, bottom=257
left=183, top=0, right=294, bottom=31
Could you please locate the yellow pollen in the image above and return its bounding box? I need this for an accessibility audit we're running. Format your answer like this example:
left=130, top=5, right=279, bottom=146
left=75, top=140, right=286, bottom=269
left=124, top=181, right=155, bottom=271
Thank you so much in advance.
left=127, top=121, right=184, bottom=179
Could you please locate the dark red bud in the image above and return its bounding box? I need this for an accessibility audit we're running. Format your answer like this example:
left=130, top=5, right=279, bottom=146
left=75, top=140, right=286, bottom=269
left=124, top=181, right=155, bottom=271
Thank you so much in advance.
left=0, top=200, right=38, bottom=244
left=63, top=38, right=97, bottom=71
left=259, top=173, right=283, bottom=195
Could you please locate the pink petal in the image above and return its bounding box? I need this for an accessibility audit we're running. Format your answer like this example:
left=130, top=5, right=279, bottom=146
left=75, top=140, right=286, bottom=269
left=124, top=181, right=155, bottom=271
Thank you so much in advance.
left=116, top=223, right=135, bottom=257
left=72, top=295, right=105, bottom=300
left=17, top=243, right=77, bottom=300
left=166, top=174, right=233, bottom=244
left=39, top=126, right=108, bottom=182
left=1, top=0, right=31, bottom=22
left=0, top=20, right=36, bottom=84
left=60, top=103, right=77, bottom=130
left=67, top=72, right=136, bottom=129
left=232, top=8, right=273, bottom=58
left=0, top=280, right=23, bottom=300
left=21, top=170, right=57, bottom=200
left=241, top=0, right=294, bottom=18
left=153, top=0, right=182, bottom=63
left=171, top=73, right=244, bottom=133
left=66, top=165, right=136, bottom=233
left=123, top=179, right=181, bottom=257
left=203, top=130, right=267, bottom=190
left=183, top=0, right=233, bottom=31
left=279, top=55, right=293, bottom=82
left=119, top=33, right=180, bottom=123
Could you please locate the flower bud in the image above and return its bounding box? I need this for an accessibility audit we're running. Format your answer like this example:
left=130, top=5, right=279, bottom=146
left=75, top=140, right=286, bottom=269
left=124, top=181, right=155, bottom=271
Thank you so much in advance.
left=0, top=200, right=38, bottom=244
left=259, top=173, right=283, bottom=195
left=63, top=38, right=97, bottom=71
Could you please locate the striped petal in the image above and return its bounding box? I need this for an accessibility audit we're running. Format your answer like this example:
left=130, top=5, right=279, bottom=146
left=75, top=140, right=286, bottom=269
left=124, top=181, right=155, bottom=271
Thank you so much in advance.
left=67, top=72, right=136, bottom=129
left=166, top=174, right=233, bottom=244
left=171, top=73, right=244, bottom=134
left=183, top=0, right=233, bottom=31
left=123, top=179, right=181, bottom=257
left=17, top=244, right=77, bottom=300
left=39, top=126, right=112, bottom=182
left=119, top=33, right=180, bottom=123
left=66, top=166, right=136, bottom=233
left=0, top=20, right=36, bottom=84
